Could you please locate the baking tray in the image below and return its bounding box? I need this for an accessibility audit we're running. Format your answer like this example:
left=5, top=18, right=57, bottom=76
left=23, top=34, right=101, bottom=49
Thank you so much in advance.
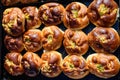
left=1, top=0, right=120, bottom=80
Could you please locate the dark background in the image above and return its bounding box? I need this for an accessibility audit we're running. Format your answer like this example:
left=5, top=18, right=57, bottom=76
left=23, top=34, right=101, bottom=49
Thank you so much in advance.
left=0, top=0, right=120, bottom=80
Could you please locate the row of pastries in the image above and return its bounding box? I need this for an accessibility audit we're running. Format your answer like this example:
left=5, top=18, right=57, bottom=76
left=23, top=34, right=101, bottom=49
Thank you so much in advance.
left=4, top=26, right=120, bottom=55
left=4, top=26, right=63, bottom=53
left=2, top=0, right=120, bottom=79
left=4, top=51, right=120, bottom=79
left=2, top=0, right=119, bottom=37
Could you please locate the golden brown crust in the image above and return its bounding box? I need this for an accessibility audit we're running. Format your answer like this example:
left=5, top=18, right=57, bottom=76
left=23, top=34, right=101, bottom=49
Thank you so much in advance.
left=87, top=0, right=118, bottom=27
left=61, top=55, right=89, bottom=79
left=21, top=0, right=38, bottom=4
left=2, top=8, right=25, bottom=36
left=86, top=53, right=120, bottom=79
left=38, top=2, right=65, bottom=26
left=88, top=27, right=120, bottom=53
left=63, top=29, right=89, bottom=55
left=63, top=2, right=89, bottom=30
left=22, top=6, right=41, bottom=30
left=4, top=35, right=24, bottom=52
left=23, top=29, right=42, bottom=52
left=41, top=26, right=64, bottom=51
left=40, top=51, right=62, bottom=78
left=4, top=52, right=24, bottom=76
left=1, top=0, right=20, bottom=6
left=22, top=52, right=41, bottom=77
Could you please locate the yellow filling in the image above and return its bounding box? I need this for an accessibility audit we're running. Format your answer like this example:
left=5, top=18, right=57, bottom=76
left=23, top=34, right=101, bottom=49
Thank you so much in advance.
left=5, top=59, right=15, bottom=73
left=41, top=63, right=52, bottom=73
left=47, top=35, right=53, bottom=43
left=99, top=36, right=108, bottom=43
left=25, top=13, right=30, bottom=20
left=24, top=61, right=30, bottom=69
left=71, top=10, right=78, bottom=18
left=24, top=36, right=31, bottom=45
left=6, top=59, right=15, bottom=67
left=69, top=63, right=74, bottom=69
left=65, top=61, right=75, bottom=69
left=112, top=9, right=118, bottom=14
left=67, top=41, right=76, bottom=48
left=2, top=19, right=15, bottom=34
left=98, top=4, right=109, bottom=16
left=96, top=64, right=104, bottom=72
left=43, top=14, right=48, bottom=21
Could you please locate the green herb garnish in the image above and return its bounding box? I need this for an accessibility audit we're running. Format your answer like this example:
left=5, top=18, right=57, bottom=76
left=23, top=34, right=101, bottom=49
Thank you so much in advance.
left=25, top=13, right=30, bottom=20
left=99, top=37, right=108, bottom=43
left=47, top=35, right=53, bottom=43
left=96, top=64, right=104, bottom=72
left=43, top=65, right=52, bottom=72
left=71, top=10, right=78, bottom=18
left=69, top=63, right=74, bottom=69
left=24, top=36, right=30, bottom=43
left=43, top=14, right=48, bottom=21
left=113, top=9, right=117, bottom=14
left=98, top=4, right=109, bottom=16
left=70, top=41, right=76, bottom=48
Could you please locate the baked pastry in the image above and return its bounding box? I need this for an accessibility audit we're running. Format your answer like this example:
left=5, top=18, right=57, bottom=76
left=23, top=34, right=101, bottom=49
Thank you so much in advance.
left=4, top=35, right=24, bottom=52
left=88, top=27, right=120, bottom=53
left=2, top=8, right=25, bottom=36
left=41, top=26, right=64, bottom=51
left=21, top=0, right=38, bottom=4
left=1, top=0, right=20, bottom=6
left=23, top=29, right=42, bottom=52
left=22, top=6, right=41, bottom=30
left=4, top=52, right=24, bottom=76
left=86, top=53, right=120, bottom=79
left=61, top=55, right=89, bottom=79
left=63, top=2, right=89, bottom=30
left=38, top=2, right=65, bottom=26
left=63, top=29, right=89, bottom=55
left=87, top=0, right=118, bottom=27
left=22, top=52, right=41, bottom=77
left=40, top=51, right=62, bottom=78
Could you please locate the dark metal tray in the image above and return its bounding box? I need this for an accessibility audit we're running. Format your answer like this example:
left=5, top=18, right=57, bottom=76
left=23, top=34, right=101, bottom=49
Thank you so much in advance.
left=1, top=0, right=120, bottom=80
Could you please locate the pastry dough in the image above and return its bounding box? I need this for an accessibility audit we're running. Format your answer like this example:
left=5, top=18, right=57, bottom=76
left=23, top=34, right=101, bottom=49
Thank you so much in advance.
left=41, top=26, right=64, bottom=51
left=22, top=6, right=41, bottom=30
left=40, top=51, right=62, bottom=78
left=87, top=53, right=120, bottom=78
left=63, top=29, right=89, bottom=55
left=4, top=35, right=24, bottom=52
left=38, top=2, right=65, bottom=26
left=23, top=29, right=42, bottom=52
left=88, top=27, right=120, bottom=53
left=63, top=2, right=89, bottom=30
left=22, top=52, right=41, bottom=77
left=4, top=52, right=24, bottom=76
left=61, top=55, right=89, bottom=79
left=87, top=0, right=118, bottom=27
left=2, top=8, right=25, bottom=36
